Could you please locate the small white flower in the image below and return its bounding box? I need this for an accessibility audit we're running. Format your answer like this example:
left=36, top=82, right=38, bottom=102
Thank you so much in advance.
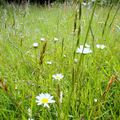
left=40, top=37, right=46, bottom=42
left=76, top=45, right=92, bottom=54
left=54, top=37, right=59, bottom=42
left=96, top=44, right=106, bottom=49
left=33, top=43, right=39, bottom=48
left=36, top=93, right=55, bottom=108
left=74, top=58, right=78, bottom=63
left=52, top=74, right=64, bottom=81
left=63, top=55, right=66, bottom=58
left=15, top=86, right=18, bottom=90
left=47, top=61, right=52, bottom=65
left=94, top=98, right=98, bottom=103
left=82, top=2, right=87, bottom=6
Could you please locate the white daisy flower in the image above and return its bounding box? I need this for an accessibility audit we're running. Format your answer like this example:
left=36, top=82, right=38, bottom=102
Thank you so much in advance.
left=96, top=44, right=106, bottom=49
left=52, top=74, right=64, bottom=81
left=54, top=37, right=59, bottom=42
left=46, top=61, right=52, bottom=65
left=40, top=37, right=46, bottom=42
left=33, top=43, right=39, bottom=48
left=76, top=45, right=92, bottom=54
left=36, top=93, right=55, bottom=108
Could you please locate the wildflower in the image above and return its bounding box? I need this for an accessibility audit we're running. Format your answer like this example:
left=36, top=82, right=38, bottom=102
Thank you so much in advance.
left=33, top=43, right=39, bottom=48
left=82, top=2, right=87, bottom=6
left=96, top=44, right=106, bottom=49
left=36, top=93, right=55, bottom=108
left=63, top=55, right=66, bottom=58
left=54, top=37, right=59, bottom=42
left=76, top=44, right=92, bottom=54
left=15, top=85, right=18, bottom=90
left=94, top=98, right=98, bottom=102
left=46, top=61, right=52, bottom=65
left=52, top=74, right=64, bottom=81
left=74, top=58, right=78, bottom=63
left=40, top=37, right=46, bottom=42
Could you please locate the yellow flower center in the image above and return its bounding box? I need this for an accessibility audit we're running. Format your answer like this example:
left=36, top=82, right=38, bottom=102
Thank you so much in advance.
left=41, top=98, right=49, bottom=103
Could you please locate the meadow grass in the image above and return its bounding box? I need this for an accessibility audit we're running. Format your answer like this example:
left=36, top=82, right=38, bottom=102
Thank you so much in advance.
left=0, top=3, right=120, bottom=120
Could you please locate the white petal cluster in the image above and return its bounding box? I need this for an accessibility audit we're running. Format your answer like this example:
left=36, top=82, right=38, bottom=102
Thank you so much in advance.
left=63, top=55, right=66, bottom=58
left=36, top=93, right=55, bottom=108
left=54, top=37, right=59, bottom=42
left=46, top=61, right=52, bottom=65
left=82, top=2, right=87, bottom=6
left=96, top=44, right=106, bottom=49
left=33, top=43, right=39, bottom=48
left=94, top=98, right=98, bottom=102
left=74, top=58, right=78, bottom=63
left=40, top=37, right=46, bottom=42
left=76, top=44, right=92, bottom=54
left=52, top=73, right=64, bottom=81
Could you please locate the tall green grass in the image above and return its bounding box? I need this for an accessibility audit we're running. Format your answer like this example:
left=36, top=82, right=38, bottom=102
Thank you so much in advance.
left=0, top=2, right=120, bottom=120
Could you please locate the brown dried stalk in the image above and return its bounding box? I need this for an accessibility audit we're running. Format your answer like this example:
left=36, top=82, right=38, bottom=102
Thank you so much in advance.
left=39, top=42, right=47, bottom=65
left=102, top=75, right=117, bottom=97
left=0, top=78, right=8, bottom=92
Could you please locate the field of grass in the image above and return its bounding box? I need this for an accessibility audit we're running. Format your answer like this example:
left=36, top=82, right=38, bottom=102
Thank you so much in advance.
left=0, top=3, right=120, bottom=120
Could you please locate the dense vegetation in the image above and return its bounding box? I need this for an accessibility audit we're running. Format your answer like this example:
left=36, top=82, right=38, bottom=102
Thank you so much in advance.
left=0, top=0, right=120, bottom=120
left=0, top=0, right=120, bottom=5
